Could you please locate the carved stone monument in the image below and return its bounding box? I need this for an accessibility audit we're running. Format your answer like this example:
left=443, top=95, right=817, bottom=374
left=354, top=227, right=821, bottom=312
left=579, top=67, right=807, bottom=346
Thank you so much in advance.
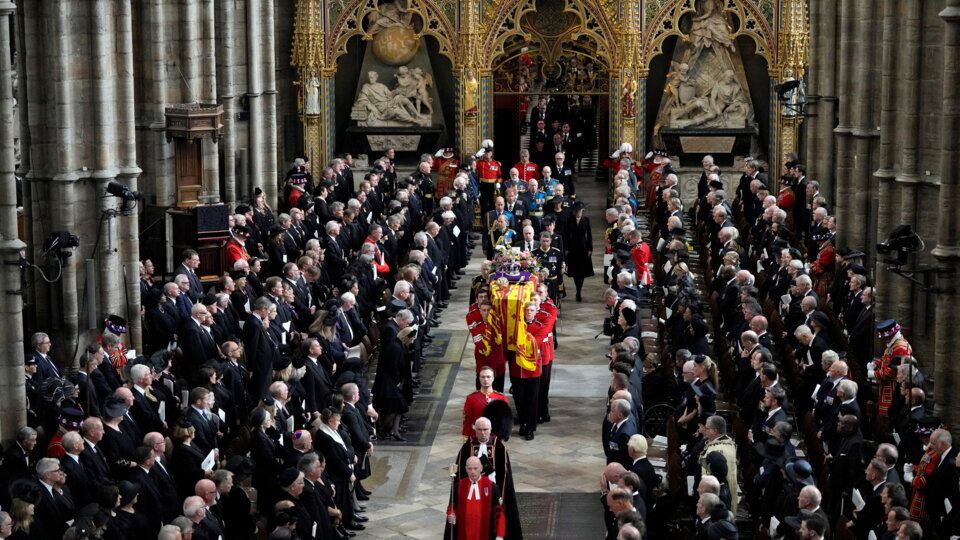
left=346, top=0, right=445, bottom=154
left=655, top=0, right=758, bottom=159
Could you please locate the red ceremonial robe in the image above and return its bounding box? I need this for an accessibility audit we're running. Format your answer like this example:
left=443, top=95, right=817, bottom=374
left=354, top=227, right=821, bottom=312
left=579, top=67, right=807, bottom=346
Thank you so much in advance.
left=446, top=475, right=506, bottom=540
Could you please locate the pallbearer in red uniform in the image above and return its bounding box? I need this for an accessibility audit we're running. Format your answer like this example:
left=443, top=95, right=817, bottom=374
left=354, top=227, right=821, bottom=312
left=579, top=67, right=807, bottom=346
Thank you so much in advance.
left=446, top=457, right=506, bottom=540
left=874, top=319, right=912, bottom=416
left=534, top=283, right=558, bottom=425
left=638, top=149, right=670, bottom=209
left=463, top=366, right=509, bottom=437
left=435, top=147, right=460, bottom=199
left=466, top=301, right=507, bottom=392
left=475, top=141, right=502, bottom=216
left=512, top=299, right=558, bottom=441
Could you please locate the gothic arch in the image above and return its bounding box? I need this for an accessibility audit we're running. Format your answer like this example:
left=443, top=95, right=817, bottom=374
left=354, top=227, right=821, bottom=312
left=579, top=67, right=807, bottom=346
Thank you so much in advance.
left=481, top=0, right=619, bottom=70
left=641, top=0, right=776, bottom=71
left=327, top=0, right=458, bottom=68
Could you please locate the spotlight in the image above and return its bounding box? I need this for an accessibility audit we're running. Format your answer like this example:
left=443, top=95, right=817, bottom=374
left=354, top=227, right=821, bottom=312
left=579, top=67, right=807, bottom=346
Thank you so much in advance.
left=877, top=224, right=924, bottom=266
left=774, top=79, right=802, bottom=101
left=106, top=181, right=139, bottom=201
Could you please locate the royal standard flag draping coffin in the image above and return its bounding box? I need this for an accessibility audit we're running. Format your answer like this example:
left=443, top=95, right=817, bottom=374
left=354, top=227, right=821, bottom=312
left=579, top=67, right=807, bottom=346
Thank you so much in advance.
left=489, top=277, right=539, bottom=372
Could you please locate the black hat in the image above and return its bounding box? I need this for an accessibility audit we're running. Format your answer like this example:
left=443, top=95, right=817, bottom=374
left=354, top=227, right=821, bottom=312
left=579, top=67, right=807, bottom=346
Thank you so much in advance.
left=229, top=270, right=247, bottom=280
left=254, top=187, right=264, bottom=196
left=709, top=179, right=724, bottom=190
left=572, top=201, right=586, bottom=211
left=59, top=406, right=85, bottom=430
left=225, top=455, right=255, bottom=480
left=914, top=416, right=943, bottom=436
left=811, top=230, right=833, bottom=242
left=771, top=238, right=789, bottom=250
left=24, top=354, right=37, bottom=366
left=849, top=263, right=867, bottom=276
left=809, top=311, right=830, bottom=328
left=877, top=319, right=900, bottom=338
left=119, top=480, right=140, bottom=506
left=704, top=451, right=729, bottom=478
left=103, top=395, right=129, bottom=418
left=176, top=417, right=195, bottom=430
left=621, top=305, right=637, bottom=326
left=104, top=315, right=128, bottom=334
left=278, top=467, right=301, bottom=488
left=268, top=224, right=284, bottom=237
left=201, top=294, right=218, bottom=307
left=232, top=225, right=251, bottom=236
left=296, top=194, right=315, bottom=210
left=788, top=248, right=802, bottom=260
left=837, top=246, right=853, bottom=258
left=318, top=180, right=334, bottom=190
left=235, top=204, right=252, bottom=214
left=845, top=250, right=866, bottom=260
left=754, top=439, right=786, bottom=463
left=149, top=349, right=174, bottom=373
left=273, top=355, right=292, bottom=371
left=785, top=458, right=815, bottom=486
left=548, top=195, right=564, bottom=206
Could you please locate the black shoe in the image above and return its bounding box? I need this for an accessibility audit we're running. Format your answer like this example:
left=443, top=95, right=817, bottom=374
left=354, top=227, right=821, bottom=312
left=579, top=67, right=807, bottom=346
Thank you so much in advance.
left=518, top=425, right=528, bottom=436
left=345, top=522, right=366, bottom=531
left=457, top=269, right=466, bottom=275
left=357, top=491, right=370, bottom=501
left=536, top=416, right=544, bottom=425
left=449, top=284, right=458, bottom=290
left=338, top=525, right=356, bottom=538
left=540, top=414, right=551, bottom=423
left=354, top=515, right=369, bottom=522
left=524, top=431, right=535, bottom=441
left=389, top=432, right=406, bottom=442
left=438, top=302, right=449, bottom=308
left=576, top=293, right=582, bottom=302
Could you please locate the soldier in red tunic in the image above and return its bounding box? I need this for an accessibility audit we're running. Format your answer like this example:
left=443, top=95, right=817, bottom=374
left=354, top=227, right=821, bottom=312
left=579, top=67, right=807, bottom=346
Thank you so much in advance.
left=466, top=300, right=507, bottom=391
left=445, top=457, right=506, bottom=540
left=874, top=319, right=912, bottom=415
left=534, top=285, right=558, bottom=425
left=462, top=367, right=509, bottom=438
left=475, top=142, right=502, bottom=216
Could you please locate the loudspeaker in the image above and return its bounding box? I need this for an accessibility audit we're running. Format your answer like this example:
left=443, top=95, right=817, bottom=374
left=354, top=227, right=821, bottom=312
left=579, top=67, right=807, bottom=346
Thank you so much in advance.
left=195, top=204, right=229, bottom=235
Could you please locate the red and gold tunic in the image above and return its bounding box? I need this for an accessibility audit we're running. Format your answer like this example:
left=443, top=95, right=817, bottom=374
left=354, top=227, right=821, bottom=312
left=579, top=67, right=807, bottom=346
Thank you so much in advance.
left=536, top=299, right=559, bottom=366
left=910, top=446, right=941, bottom=520
left=512, top=161, right=540, bottom=183
left=476, top=159, right=502, bottom=184
left=876, top=335, right=912, bottom=414
left=436, top=156, right=460, bottom=197
left=466, top=304, right=506, bottom=377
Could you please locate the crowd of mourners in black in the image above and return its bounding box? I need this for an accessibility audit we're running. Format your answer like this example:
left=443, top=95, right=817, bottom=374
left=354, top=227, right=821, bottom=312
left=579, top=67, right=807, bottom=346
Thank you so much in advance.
left=597, top=151, right=956, bottom=540
left=0, top=150, right=477, bottom=540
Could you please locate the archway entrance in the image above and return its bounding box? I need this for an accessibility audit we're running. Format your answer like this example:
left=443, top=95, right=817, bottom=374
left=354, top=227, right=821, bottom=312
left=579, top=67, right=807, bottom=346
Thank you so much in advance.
left=484, top=0, right=615, bottom=172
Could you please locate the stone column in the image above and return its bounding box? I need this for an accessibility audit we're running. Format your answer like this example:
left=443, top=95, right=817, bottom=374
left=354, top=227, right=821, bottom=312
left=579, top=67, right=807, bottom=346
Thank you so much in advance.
left=846, top=0, right=879, bottom=250
left=931, top=0, right=960, bottom=429
left=117, top=0, right=143, bottom=351
left=0, top=0, right=27, bottom=442
left=802, top=0, right=820, bottom=172
left=872, top=0, right=899, bottom=318
left=262, top=0, right=279, bottom=203
left=217, top=0, right=238, bottom=204
left=201, top=0, right=219, bottom=201
left=151, top=0, right=174, bottom=208
left=92, top=0, right=122, bottom=319
left=832, top=0, right=856, bottom=244
left=812, top=0, right=838, bottom=196
left=887, top=0, right=924, bottom=327
left=246, top=0, right=264, bottom=197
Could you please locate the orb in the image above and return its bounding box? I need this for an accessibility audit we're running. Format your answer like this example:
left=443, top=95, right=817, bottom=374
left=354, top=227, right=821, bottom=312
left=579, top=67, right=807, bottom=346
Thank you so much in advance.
left=371, top=26, right=421, bottom=66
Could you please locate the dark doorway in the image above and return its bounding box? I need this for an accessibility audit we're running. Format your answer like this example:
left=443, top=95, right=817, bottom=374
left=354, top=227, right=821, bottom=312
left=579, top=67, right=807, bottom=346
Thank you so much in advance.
left=493, top=95, right=522, bottom=168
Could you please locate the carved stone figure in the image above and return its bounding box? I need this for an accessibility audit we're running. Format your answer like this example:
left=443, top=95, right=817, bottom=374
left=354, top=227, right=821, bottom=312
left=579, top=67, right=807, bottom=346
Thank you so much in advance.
left=395, top=66, right=433, bottom=115
left=654, top=0, right=755, bottom=131
left=352, top=70, right=431, bottom=127
left=304, top=76, right=321, bottom=116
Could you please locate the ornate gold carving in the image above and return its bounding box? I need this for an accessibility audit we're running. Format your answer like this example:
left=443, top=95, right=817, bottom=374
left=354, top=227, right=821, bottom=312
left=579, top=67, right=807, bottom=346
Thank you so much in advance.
left=778, top=0, right=809, bottom=79
left=291, top=0, right=324, bottom=71
left=328, top=0, right=457, bottom=68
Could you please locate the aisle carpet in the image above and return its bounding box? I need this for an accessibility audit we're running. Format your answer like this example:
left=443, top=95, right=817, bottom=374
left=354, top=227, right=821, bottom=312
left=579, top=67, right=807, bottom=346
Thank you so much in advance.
left=517, top=492, right=606, bottom=539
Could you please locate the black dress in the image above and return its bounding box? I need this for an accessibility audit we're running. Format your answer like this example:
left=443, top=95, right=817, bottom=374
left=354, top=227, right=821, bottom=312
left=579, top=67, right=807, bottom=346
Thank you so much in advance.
left=171, top=441, right=207, bottom=502
left=372, top=329, right=409, bottom=415
left=564, top=215, right=595, bottom=278
left=251, top=429, right=282, bottom=511
left=315, top=428, right=356, bottom=523
left=99, top=423, right=137, bottom=477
